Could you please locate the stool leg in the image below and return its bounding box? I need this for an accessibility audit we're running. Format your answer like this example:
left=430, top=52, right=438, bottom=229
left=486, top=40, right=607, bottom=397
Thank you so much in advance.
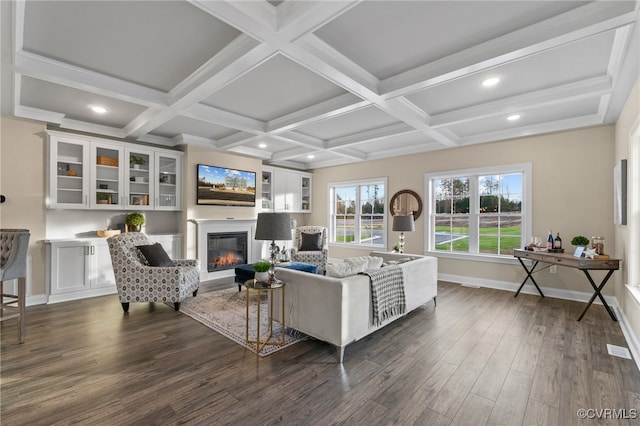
left=0, top=281, right=3, bottom=319
left=18, top=277, right=26, bottom=343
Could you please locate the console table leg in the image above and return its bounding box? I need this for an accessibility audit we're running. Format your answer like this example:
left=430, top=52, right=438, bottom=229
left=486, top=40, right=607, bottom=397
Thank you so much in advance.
left=578, top=270, right=617, bottom=321
left=515, top=258, right=544, bottom=297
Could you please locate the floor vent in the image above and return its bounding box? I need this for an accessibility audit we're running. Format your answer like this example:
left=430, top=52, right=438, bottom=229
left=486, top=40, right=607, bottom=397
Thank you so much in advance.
left=607, top=344, right=632, bottom=359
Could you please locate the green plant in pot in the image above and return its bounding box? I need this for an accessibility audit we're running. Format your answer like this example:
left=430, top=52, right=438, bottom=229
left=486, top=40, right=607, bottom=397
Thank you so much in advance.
left=130, top=154, right=145, bottom=169
left=253, top=261, right=271, bottom=282
left=126, top=212, right=145, bottom=232
left=96, top=192, right=110, bottom=204
left=571, top=235, right=589, bottom=247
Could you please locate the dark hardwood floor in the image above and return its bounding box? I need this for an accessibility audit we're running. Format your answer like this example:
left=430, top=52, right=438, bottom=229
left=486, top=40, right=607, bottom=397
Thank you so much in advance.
left=2, top=281, right=639, bottom=425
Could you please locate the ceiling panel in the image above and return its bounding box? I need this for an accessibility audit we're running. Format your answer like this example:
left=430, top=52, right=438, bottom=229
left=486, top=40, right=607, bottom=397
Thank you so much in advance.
left=296, top=106, right=402, bottom=140
left=23, top=1, right=241, bottom=91
left=201, top=54, right=347, bottom=121
left=314, top=1, right=588, bottom=80
left=2, top=1, right=637, bottom=170
left=20, top=76, right=147, bottom=128
left=150, top=116, right=237, bottom=141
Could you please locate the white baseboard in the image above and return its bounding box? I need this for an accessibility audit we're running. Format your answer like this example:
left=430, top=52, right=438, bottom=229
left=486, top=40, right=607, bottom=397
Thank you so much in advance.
left=438, top=273, right=640, bottom=372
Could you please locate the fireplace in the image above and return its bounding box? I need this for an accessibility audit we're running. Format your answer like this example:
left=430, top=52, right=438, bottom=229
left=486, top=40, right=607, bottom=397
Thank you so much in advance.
left=207, top=232, right=247, bottom=272
left=191, top=219, right=263, bottom=281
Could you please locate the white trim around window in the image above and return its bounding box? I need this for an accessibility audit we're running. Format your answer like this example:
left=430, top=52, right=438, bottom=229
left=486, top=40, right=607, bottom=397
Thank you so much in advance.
left=424, top=163, right=532, bottom=264
left=327, top=177, right=388, bottom=250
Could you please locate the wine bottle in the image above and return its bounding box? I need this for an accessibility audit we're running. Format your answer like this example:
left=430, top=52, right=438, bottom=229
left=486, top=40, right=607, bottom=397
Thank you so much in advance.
left=554, top=233, right=562, bottom=249
left=547, top=230, right=553, bottom=250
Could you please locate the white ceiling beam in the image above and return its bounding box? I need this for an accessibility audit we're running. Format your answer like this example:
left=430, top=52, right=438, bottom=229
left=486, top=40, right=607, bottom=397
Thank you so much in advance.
left=269, top=146, right=316, bottom=162
left=273, top=131, right=326, bottom=149
left=267, top=93, right=369, bottom=134
left=216, top=132, right=261, bottom=150
left=124, top=43, right=277, bottom=138
left=14, top=104, right=64, bottom=124
left=183, top=103, right=266, bottom=134
left=458, top=114, right=604, bottom=147
left=14, top=52, right=168, bottom=107
left=327, top=123, right=415, bottom=149
left=276, top=1, right=361, bottom=40
left=328, top=146, right=369, bottom=161
left=430, top=76, right=613, bottom=128
left=380, top=3, right=638, bottom=98
left=59, top=118, right=126, bottom=140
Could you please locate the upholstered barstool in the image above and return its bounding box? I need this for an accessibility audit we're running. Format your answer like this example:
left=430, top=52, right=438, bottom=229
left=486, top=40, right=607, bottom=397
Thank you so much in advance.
left=0, top=229, right=30, bottom=343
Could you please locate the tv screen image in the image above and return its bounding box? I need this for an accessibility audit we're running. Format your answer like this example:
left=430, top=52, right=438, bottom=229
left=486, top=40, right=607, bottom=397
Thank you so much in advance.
left=197, top=164, right=256, bottom=207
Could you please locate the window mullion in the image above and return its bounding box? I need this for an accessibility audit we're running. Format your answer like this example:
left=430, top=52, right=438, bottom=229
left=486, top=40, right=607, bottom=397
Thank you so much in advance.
left=468, top=176, right=479, bottom=254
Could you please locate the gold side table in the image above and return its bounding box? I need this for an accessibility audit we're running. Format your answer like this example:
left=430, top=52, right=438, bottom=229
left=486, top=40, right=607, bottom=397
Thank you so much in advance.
left=243, top=279, right=286, bottom=353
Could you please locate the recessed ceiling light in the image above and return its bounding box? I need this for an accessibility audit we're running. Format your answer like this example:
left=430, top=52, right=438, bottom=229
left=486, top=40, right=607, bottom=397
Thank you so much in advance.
left=89, top=104, right=108, bottom=114
left=507, top=114, right=521, bottom=121
left=307, top=154, right=315, bottom=159
left=482, top=77, right=500, bottom=87
left=258, top=143, right=267, bottom=148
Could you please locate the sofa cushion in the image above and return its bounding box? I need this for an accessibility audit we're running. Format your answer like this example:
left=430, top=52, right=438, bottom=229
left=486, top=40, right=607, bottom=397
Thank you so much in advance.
left=326, top=260, right=368, bottom=278
left=136, top=243, right=173, bottom=267
left=345, top=256, right=383, bottom=270
left=299, top=232, right=322, bottom=251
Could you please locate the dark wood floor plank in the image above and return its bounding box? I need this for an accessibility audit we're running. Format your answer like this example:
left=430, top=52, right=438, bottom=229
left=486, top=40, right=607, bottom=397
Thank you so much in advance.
left=2, top=280, right=639, bottom=426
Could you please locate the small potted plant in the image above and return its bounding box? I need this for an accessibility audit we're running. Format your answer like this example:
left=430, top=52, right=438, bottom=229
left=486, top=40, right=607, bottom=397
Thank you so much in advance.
left=126, top=212, right=145, bottom=232
left=96, top=192, right=111, bottom=204
left=571, top=235, right=589, bottom=248
left=130, top=154, right=145, bottom=169
left=253, top=261, right=271, bottom=282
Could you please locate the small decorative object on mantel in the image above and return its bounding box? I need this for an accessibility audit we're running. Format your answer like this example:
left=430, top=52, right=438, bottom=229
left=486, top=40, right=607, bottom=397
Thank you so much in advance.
left=125, top=212, right=145, bottom=232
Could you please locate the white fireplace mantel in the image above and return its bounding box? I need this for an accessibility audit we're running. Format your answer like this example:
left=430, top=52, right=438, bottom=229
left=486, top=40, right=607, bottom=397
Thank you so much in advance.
left=189, top=219, right=263, bottom=281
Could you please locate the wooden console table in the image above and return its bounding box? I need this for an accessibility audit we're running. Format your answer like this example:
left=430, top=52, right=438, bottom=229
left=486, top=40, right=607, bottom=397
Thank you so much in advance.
left=513, top=249, right=620, bottom=321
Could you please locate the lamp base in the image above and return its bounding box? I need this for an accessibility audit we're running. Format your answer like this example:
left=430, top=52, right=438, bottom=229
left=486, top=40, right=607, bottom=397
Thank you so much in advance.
left=398, top=232, right=405, bottom=253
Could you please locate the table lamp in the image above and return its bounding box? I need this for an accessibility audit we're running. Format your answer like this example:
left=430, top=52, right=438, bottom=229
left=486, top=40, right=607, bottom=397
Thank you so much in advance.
left=255, top=212, right=292, bottom=283
left=392, top=214, right=414, bottom=253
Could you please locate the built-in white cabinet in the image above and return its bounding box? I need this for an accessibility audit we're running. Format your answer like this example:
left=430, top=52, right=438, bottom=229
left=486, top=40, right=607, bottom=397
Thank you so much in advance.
left=155, top=152, right=182, bottom=210
left=262, top=166, right=312, bottom=213
left=47, top=239, right=116, bottom=303
left=125, top=148, right=154, bottom=210
left=48, top=130, right=183, bottom=211
left=49, top=135, right=91, bottom=209
left=46, top=234, right=183, bottom=303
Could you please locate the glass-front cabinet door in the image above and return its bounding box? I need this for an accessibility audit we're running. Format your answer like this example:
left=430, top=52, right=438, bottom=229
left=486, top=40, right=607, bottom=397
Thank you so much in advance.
left=90, top=143, right=124, bottom=209
left=125, top=148, right=154, bottom=210
left=155, top=152, right=181, bottom=210
left=49, top=136, right=90, bottom=208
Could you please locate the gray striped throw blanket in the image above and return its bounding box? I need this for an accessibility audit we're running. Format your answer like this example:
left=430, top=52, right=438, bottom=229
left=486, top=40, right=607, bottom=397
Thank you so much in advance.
left=361, top=265, right=406, bottom=326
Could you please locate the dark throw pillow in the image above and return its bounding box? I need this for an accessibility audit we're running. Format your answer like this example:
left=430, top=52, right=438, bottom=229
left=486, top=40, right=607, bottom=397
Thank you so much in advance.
left=299, top=232, right=322, bottom=251
left=136, top=243, right=174, bottom=267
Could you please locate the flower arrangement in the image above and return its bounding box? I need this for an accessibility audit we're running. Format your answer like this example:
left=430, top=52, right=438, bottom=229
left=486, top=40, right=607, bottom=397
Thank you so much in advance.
left=130, top=154, right=146, bottom=166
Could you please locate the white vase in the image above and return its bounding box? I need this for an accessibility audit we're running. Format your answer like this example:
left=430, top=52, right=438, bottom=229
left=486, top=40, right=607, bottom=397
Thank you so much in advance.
left=255, top=271, right=269, bottom=282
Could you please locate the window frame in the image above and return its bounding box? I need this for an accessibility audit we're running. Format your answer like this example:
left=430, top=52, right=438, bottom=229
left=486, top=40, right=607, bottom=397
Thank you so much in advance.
left=327, top=177, right=388, bottom=249
left=424, top=163, right=532, bottom=264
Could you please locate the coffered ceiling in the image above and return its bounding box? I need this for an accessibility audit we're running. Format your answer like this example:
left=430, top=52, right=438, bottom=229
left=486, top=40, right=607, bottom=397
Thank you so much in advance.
left=1, top=1, right=638, bottom=169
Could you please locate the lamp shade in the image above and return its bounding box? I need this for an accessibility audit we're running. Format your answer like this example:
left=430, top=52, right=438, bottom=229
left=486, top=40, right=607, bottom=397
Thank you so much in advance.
left=255, top=212, right=292, bottom=241
left=392, top=214, right=415, bottom=232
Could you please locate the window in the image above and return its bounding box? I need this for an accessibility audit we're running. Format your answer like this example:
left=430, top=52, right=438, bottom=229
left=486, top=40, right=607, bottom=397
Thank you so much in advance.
left=425, top=164, right=531, bottom=260
left=329, top=178, right=387, bottom=247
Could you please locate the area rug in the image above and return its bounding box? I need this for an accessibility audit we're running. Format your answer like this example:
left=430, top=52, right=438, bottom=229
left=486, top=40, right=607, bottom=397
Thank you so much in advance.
left=178, top=287, right=307, bottom=357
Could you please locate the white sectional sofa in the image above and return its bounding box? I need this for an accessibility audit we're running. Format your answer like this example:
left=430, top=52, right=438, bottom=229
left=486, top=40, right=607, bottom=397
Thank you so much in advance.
left=274, top=251, right=437, bottom=362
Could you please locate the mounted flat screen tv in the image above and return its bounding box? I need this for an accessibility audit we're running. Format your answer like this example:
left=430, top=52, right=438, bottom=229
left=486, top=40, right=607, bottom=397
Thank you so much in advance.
left=197, top=164, right=256, bottom=207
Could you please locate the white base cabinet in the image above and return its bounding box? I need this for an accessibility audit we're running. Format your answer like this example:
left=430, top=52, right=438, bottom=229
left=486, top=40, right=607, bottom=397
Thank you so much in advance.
left=46, top=234, right=182, bottom=303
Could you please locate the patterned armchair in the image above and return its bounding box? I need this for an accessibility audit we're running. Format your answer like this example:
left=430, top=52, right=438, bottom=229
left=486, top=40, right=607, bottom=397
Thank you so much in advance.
left=107, top=232, right=200, bottom=312
left=290, top=226, right=328, bottom=274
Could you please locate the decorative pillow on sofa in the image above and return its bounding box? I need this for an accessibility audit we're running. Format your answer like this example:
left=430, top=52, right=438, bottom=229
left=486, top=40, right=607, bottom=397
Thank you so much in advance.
left=326, top=260, right=368, bottom=278
left=136, top=243, right=174, bottom=267
left=299, top=232, right=322, bottom=251
left=344, top=256, right=383, bottom=270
